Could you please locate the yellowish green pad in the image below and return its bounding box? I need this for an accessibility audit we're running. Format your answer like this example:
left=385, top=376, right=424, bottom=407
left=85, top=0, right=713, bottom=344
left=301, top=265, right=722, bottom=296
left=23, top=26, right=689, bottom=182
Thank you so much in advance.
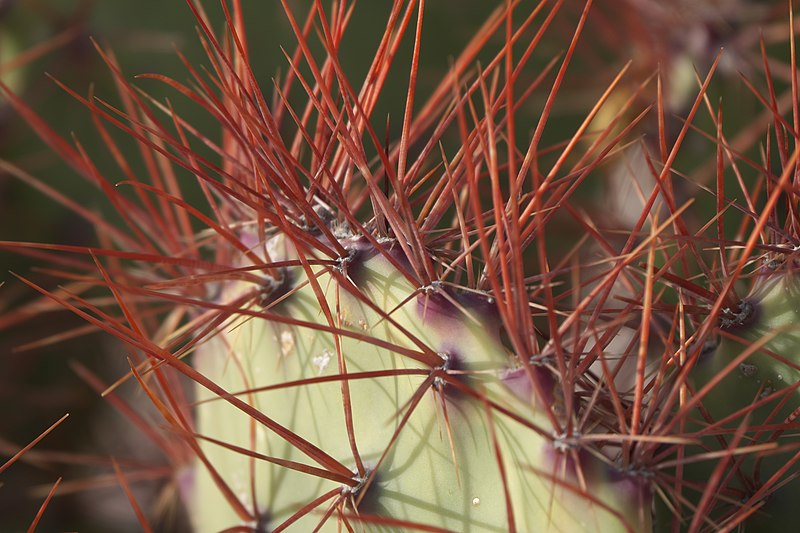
left=191, top=237, right=650, bottom=532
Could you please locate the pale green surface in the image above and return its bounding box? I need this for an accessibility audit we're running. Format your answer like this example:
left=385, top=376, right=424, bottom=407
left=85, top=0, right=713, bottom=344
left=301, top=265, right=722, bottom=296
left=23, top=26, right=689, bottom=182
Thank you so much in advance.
left=696, top=272, right=800, bottom=423
left=192, top=236, right=648, bottom=532
left=686, top=271, right=800, bottom=528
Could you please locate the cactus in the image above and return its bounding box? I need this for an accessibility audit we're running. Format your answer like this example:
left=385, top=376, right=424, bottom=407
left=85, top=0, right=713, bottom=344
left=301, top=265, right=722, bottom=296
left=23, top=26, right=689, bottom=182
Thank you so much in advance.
left=675, top=259, right=800, bottom=530
left=187, top=233, right=651, bottom=531
left=2, top=1, right=800, bottom=532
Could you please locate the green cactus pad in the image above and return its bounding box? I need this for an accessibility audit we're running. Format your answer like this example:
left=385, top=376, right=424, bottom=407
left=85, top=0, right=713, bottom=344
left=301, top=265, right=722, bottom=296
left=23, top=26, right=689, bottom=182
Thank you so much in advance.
left=686, top=268, right=800, bottom=526
left=191, top=236, right=650, bottom=532
left=694, top=271, right=800, bottom=426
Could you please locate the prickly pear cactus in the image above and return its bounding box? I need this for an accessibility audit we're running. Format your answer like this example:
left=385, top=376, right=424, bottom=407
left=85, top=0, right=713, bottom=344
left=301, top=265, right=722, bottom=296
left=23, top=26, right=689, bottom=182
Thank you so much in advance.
left=686, top=259, right=800, bottom=528
left=12, top=1, right=800, bottom=531
left=191, top=235, right=651, bottom=532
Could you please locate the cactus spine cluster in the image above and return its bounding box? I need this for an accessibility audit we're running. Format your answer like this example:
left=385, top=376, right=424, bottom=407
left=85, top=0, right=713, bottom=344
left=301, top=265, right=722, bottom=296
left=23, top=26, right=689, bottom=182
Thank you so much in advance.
left=682, top=260, right=800, bottom=530
left=3, top=1, right=800, bottom=532
left=192, top=235, right=650, bottom=531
